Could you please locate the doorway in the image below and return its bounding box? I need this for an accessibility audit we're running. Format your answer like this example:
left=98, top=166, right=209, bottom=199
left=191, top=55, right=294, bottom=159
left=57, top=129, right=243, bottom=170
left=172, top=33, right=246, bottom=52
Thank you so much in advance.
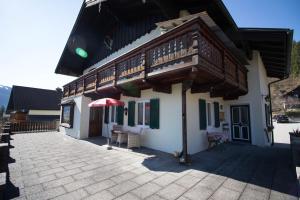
left=231, top=105, right=251, bottom=143
left=89, top=107, right=103, bottom=137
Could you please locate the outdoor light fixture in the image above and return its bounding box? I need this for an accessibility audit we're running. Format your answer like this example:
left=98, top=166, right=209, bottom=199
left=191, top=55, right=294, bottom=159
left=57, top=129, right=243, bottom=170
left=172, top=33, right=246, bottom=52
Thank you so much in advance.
left=75, top=47, right=88, bottom=58
left=124, top=107, right=128, bottom=115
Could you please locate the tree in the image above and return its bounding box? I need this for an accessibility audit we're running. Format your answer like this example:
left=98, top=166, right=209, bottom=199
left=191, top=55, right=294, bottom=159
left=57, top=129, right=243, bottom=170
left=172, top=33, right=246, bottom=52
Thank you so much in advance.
left=291, top=41, right=300, bottom=77
left=0, top=105, right=5, bottom=120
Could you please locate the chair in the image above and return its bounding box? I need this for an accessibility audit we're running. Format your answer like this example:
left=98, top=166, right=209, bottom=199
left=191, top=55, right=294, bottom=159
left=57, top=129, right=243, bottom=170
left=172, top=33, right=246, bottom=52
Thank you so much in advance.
left=111, top=125, right=122, bottom=143
left=116, top=132, right=128, bottom=147
left=127, top=128, right=143, bottom=149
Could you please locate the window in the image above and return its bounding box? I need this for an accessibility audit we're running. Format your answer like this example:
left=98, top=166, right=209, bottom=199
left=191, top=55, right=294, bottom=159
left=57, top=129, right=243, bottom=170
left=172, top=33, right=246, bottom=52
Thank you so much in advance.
left=145, top=102, right=150, bottom=126
left=207, top=103, right=211, bottom=126
left=137, top=101, right=150, bottom=126
left=111, top=106, right=116, bottom=123
left=61, top=103, right=74, bottom=128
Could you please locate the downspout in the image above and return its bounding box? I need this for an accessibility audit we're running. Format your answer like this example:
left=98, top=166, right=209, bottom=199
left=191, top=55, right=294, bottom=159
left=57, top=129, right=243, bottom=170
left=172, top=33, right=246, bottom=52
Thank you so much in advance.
left=268, top=75, right=289, bottom=145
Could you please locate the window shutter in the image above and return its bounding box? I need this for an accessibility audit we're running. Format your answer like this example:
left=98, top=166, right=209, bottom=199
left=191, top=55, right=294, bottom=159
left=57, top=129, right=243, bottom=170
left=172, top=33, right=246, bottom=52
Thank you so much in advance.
left=150, top=99, right=159, bottom=129
left=265, top=104, right=270, bottom=126
left=116, top=106, right=124, bottom=125
left=104, top=106, right=109, bottom=124
left=214, top=102, right=220, bottom=128
left=199, top=99, right=207, bottom=130
left=128, top=101, right=135, bottom=126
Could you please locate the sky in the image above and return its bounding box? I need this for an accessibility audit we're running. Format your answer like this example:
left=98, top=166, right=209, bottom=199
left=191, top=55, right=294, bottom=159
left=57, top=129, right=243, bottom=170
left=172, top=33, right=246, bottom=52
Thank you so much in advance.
left=0, top=0, right=299, bottom=90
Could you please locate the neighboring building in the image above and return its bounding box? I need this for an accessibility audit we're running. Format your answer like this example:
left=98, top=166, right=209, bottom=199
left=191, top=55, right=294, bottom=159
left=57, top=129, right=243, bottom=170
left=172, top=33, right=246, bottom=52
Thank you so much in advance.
left=6, top=86, right=62, bottom=122
left=283, top=85, right=300, bottom=111
left=55, top=0, right=293, bottom=155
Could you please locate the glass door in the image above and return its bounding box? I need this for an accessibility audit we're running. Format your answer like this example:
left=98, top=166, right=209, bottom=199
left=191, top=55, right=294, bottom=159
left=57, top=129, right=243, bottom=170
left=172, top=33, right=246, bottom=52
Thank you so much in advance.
left=231, top=105, right=251, bottom=142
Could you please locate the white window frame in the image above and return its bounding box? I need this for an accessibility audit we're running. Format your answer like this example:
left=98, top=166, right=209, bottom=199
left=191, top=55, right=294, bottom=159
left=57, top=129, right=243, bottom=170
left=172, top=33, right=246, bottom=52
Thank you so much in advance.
left=137, top=100, right=150, bottom=128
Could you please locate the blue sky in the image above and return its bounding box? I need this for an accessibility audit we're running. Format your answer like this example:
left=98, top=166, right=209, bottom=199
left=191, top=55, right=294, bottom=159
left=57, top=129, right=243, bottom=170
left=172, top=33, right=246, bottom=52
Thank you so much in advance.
left=0, top=0, right=299, bottom=90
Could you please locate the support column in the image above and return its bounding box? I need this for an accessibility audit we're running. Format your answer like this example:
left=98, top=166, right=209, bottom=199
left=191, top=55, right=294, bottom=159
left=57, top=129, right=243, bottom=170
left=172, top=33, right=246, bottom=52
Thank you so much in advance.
left=181, top=80, right=193, bottom=164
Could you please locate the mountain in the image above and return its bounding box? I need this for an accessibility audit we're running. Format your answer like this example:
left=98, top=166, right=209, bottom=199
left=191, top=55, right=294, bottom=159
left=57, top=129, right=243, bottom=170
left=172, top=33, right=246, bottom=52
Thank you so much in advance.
left=0, top=85, right=12, bottom=109
left=271, top=76, right=300, bottom=113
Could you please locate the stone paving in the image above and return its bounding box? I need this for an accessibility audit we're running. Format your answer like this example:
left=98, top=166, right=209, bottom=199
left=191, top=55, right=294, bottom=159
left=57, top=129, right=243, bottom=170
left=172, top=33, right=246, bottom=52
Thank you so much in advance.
left=6, top=132, right=299, bottom=200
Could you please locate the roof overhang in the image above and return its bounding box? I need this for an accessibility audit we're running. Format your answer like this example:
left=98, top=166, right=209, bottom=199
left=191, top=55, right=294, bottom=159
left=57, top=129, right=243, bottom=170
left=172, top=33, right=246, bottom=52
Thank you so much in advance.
left=54, top=0, right=250, bottom=77
left=240, top=28, right=293, bottom=79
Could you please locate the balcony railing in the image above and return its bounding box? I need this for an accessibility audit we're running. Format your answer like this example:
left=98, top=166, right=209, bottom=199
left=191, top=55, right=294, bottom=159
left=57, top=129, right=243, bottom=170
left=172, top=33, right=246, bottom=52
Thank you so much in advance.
left=10, top=121, right=59, bottom=133
left=63, top=17, right=248, bottom=99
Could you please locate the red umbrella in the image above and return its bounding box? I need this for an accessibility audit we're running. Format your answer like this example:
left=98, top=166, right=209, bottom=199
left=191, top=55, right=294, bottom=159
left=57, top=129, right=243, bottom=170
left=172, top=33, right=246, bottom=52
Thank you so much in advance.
left=88, top=98, right=124, bottom=108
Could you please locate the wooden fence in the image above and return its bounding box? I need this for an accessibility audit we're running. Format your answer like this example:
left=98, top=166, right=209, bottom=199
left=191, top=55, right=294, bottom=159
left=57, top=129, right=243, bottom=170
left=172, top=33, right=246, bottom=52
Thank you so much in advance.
left=10, top=121, right=59, bottom=133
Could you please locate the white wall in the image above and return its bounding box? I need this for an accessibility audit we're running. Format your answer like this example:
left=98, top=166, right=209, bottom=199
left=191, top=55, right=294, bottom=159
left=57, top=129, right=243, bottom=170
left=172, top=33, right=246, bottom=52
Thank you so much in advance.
left=59, top=95, right=91, bottom=139
left=114, top=83, right=183, bottom=154
left=104, top=84, right=227, bottom=155
left=226, top=51, right=270, bottom=146
left=60, top=50, right=271, bottom=152
left=186, top=91, right=226, bottom=154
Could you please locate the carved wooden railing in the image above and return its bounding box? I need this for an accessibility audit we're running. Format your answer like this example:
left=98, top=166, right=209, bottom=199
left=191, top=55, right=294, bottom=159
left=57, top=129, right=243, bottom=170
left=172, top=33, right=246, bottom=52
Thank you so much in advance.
left=10, top=121, right=59, bottom=133
left=62, top=17, right=248, bottom=98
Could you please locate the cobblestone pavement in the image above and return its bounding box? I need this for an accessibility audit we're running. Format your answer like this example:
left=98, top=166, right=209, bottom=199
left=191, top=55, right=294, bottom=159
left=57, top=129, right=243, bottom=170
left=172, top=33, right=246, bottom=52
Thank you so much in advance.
left=7, top=132, right=299, bottom=200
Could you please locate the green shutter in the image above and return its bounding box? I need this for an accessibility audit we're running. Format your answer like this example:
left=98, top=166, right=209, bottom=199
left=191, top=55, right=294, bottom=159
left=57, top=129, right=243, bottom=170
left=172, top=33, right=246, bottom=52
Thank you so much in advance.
left=199, top=99, right=207, bottom=130
left=150, top=99, right=159, bottom=129
left=117, top=106, right=124, bottom=125
left=128, top=101, right=135, bottom=126
left=214, top=102, right=220, bottom=128
left=104, top=106, right=109, bottom=124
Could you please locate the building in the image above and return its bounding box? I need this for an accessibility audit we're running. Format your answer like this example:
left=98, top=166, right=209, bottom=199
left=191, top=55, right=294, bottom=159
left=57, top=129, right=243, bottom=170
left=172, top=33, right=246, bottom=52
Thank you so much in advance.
left=6, top=86, right=62, bottom=122
left=283, top=85, right=300, bottom=110
left=55, top=0, right=293, bottom=156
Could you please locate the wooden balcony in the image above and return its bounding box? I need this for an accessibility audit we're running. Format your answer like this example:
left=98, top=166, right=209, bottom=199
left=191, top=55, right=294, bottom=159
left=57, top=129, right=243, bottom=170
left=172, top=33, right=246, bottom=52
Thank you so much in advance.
left=63, top=17, right=248, bottom=100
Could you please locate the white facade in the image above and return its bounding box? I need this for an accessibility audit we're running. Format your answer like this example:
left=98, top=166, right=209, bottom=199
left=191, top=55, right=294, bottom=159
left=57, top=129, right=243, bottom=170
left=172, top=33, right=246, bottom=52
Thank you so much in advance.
left=226, top=51, right=271, bottom=146
left=59, top=51, right=272, bottom=155
left=59, top=95, right=91, bottom=139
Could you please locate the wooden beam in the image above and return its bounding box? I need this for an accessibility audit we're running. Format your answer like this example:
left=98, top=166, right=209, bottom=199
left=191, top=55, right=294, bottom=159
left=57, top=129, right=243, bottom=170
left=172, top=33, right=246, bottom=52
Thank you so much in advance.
left=191, top=83, right=212, bottom=93
left=152, top=0, right=178, bottom=19
left=143, top=79, right=172, bottom=94
left=191, top=80, right=225, bottom=94
left=153, top=85, right=172, bottom=94
left=113, top=86, right=141, bottom=98
left=260, top=51, right=286, bottom=56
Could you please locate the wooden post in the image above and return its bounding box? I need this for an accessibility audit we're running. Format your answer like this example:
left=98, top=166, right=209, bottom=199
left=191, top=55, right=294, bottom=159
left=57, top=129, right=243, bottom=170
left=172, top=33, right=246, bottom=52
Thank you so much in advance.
left=181, top=80, right=193, bottom=164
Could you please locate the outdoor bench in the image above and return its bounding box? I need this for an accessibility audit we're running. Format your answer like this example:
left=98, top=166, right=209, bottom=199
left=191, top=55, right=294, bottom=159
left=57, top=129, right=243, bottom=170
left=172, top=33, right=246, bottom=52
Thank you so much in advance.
left=207, top=131, right=229, bottom=148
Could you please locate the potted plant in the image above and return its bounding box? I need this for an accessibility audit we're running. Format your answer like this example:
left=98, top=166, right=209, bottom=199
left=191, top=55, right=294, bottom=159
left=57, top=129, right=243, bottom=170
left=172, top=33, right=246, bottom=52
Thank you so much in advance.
left=289, top=128, right=300, bottom=166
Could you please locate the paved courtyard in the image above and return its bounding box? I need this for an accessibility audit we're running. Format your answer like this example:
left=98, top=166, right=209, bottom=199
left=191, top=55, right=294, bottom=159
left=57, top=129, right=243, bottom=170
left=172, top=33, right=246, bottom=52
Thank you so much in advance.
left=6, top=132, right=299, bottom=200
left=274, top=122, right=300, bottom=145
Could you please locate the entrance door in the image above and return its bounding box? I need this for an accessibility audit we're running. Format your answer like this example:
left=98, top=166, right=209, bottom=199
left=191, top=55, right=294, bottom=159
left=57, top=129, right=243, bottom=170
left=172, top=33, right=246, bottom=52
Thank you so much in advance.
left=89, top=107, right=103, bottom=137
left=231, top=105, right=251, bottom=142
